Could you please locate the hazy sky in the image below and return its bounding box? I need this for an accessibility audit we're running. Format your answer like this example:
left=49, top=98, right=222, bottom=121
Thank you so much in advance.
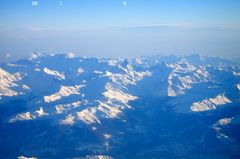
left=0, top=0, right=240, bottom=62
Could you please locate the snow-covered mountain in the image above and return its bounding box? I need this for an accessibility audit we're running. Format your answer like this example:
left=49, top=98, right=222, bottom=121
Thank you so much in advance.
left=0, top=53, right=240, bottom=159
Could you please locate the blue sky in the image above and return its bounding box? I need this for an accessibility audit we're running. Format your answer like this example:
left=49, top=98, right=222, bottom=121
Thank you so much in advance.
left=0, top=0, right=240, bottom=61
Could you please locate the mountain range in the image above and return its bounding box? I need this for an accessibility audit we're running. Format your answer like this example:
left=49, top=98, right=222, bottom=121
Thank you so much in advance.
left=0, top=53, right=240, bottom=159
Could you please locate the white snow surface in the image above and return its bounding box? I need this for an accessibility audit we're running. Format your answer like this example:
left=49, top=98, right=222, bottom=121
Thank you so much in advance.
left=77, top=107, right=101, bottom=124
left=237, top=84, right=240, bottom=91
left=35, top=107, right=48, bottom=116
left=167, top=61, right=209, bottom=96
left=10, top=112, right=35, bottom=122
left=77, top=68, right=84, bottom=75
left=43, top=67, right=65, bottom=80
left=66, top=52, right=75, bottom=58
left=212, top=117, right=234, bottom=140
left=105, top=64, right=151, bottom=86
left=191, top=94, right=231, bottom=112
left=18, top=156, right=37, bottom=159
left=1, top=54, right=239, bottom=128
left=216, top=118, right=233, bottom=126
left=103, top=83, right=137, bottom=106
left=10, top=107, right=48, bottom=122
left=61, top=114, right=75, bottom=125
left=28, top=52, right=43, bottom=60
left=97, top=101, right=122, bottom=119
left=0, top=68, right=24, bottom=98
left=44, top=85, right=85, bottom=103
left=80, top=155, right=113, bottom=159
left=55, top=101, right=82, bottom=114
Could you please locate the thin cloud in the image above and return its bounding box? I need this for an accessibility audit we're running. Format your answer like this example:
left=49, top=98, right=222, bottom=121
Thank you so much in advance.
left=110, top=23, right=192, bottom=30
left=109, top=23, right=240, bottom=30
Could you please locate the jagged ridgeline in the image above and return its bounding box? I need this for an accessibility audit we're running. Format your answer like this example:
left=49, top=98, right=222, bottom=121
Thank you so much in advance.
left=0, top=53, right=240, bottom=159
